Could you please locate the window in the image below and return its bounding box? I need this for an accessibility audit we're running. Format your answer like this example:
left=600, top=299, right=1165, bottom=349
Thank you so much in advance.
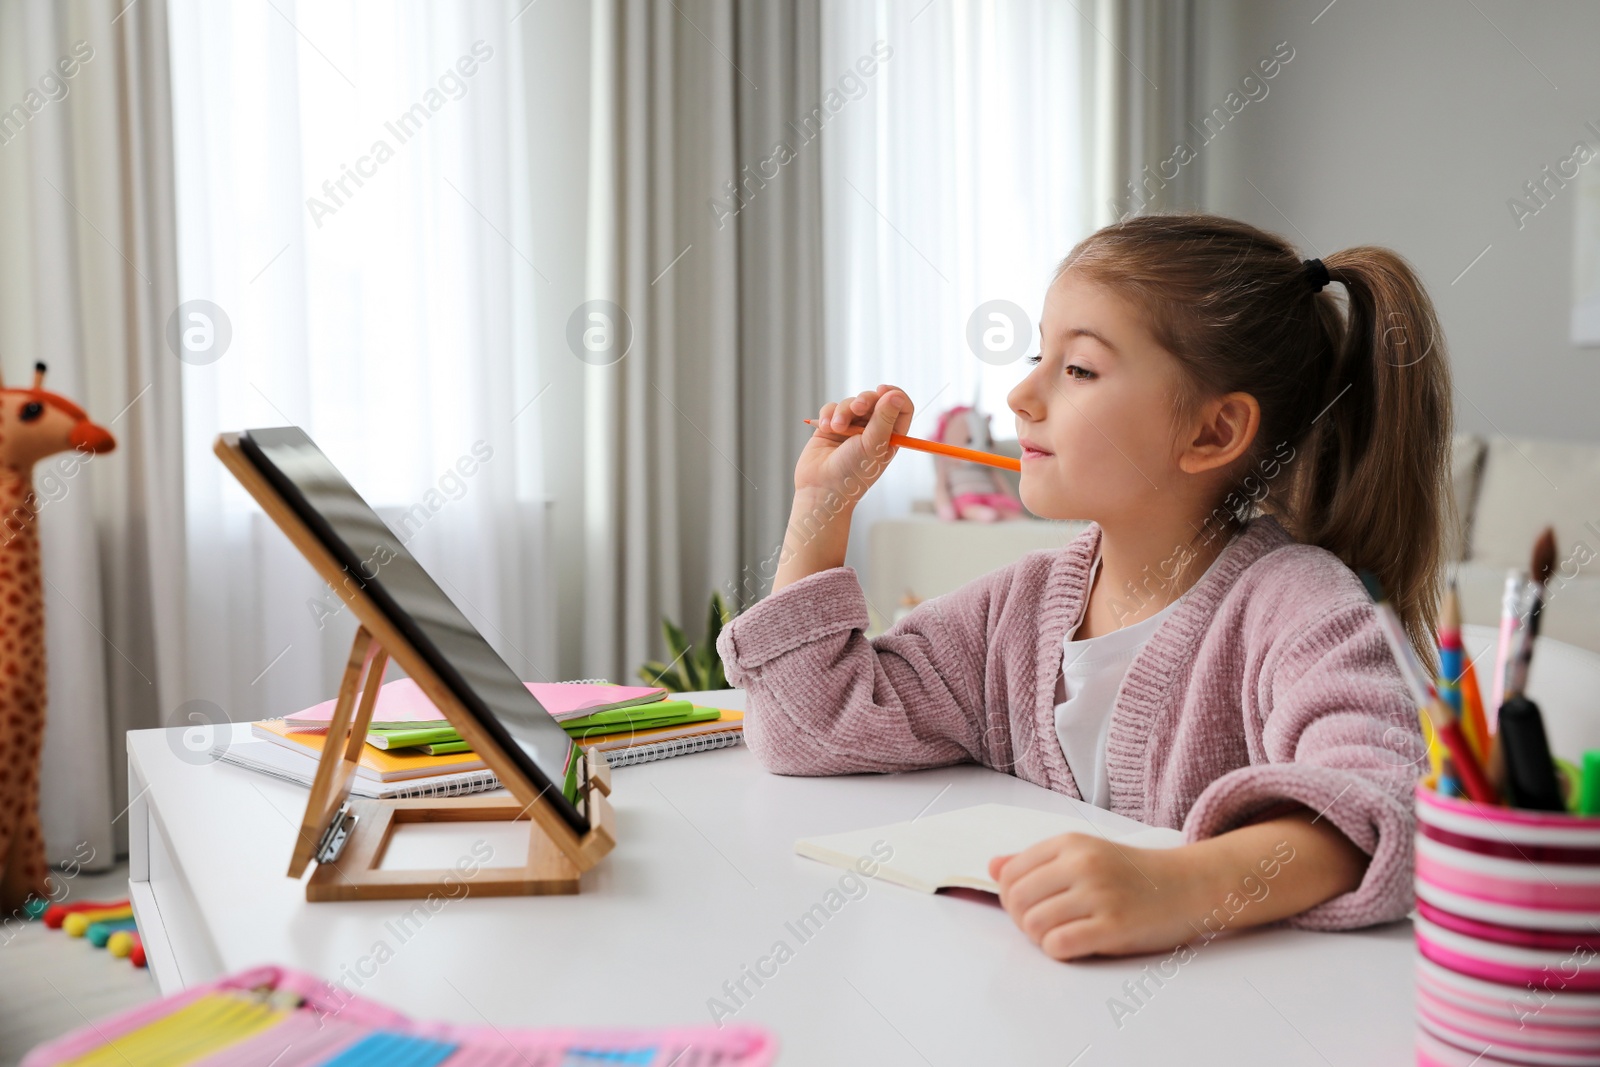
left=821, top=0, right=1093, bottom=569
left=168, top=1, right=553, bottom=720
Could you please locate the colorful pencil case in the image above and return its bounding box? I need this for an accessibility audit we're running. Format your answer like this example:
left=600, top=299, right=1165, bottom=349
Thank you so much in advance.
left=22, top=964, right=778, bottom=1067
left=1414, top=785, right=1600, bottom=1065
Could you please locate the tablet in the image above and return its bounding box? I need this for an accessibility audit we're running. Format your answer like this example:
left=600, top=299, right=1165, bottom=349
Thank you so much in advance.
left=238, top=426, right=588, bottom=835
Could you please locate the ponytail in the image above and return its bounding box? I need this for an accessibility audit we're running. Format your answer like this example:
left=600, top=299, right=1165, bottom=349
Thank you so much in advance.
left=1289, top=249, right=1453, bottom=675
left=1060, top=217, right=1453, bottom=673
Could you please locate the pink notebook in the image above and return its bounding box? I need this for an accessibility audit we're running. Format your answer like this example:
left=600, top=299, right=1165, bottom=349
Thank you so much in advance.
left=282, top=677, right=668, bottom=729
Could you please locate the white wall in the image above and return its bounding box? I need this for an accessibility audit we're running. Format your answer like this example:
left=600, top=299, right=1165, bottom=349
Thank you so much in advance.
left=1196, top=0, right=1600, bottom=443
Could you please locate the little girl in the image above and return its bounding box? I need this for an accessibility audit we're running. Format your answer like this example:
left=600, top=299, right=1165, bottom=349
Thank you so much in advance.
left=714, top=213, right=1448, bottom=961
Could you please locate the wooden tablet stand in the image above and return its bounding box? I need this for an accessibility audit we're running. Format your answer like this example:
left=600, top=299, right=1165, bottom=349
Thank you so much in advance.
left=215, top=433, right=616, bottom=902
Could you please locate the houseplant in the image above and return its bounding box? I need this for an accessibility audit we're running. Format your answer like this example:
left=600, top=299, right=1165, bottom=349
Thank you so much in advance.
left=637, top=591, right=735, bottom=693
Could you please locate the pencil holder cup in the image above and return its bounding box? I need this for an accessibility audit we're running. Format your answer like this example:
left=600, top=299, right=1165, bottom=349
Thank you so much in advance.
left=1414, top=785, right=1600, bottom=1066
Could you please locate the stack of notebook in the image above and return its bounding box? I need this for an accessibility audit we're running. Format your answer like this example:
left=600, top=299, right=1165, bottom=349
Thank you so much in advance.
left=220, top=679, right=743, bottom=798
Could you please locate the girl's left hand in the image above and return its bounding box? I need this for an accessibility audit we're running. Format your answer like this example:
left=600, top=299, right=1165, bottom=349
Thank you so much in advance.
left=988, top=834, right=1209, bottom=960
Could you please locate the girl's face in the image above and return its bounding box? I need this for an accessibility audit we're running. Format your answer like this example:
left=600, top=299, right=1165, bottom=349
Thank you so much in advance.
left=1006, top=271, right=1192, bottom=524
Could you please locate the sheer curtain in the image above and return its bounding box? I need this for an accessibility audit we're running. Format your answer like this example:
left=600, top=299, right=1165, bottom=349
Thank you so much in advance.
left=820, top=0, right=1095, bottom=578
left=167, top=1, right=556, bottom=724
left=581, top=0, right=826, bottom=678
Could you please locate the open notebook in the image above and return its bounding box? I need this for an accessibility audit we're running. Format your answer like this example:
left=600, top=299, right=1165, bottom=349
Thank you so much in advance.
left=795, top=803, right=1185, bottom=894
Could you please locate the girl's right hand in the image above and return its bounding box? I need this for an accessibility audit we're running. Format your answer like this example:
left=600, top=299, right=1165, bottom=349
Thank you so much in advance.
left=795, top=385, right=914, bottom=506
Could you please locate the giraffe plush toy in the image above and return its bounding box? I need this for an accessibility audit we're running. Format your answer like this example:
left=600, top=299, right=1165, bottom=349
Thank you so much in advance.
left=0, top=362, right=114, bottom=912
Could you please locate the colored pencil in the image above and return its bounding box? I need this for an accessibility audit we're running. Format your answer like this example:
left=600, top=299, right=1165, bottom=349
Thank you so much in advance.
left=1458, top=655, right=1491, bottom=766
left=1439, top=582, right=1491, bottom=773
left=1438, top=582, right=1464, bottom=719
left=1359, top=571, right=1447, bottom=786
left=1487, top=727, right=1509, bottom=798
left=801, top=419, right=1022, bottom=472
left=1433, top=581, right=1459, bottom=800
left=1423, top=697, right=1499, bottom=805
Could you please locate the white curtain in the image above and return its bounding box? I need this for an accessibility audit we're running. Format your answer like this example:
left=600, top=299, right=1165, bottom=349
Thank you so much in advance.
left=0, top=0, right=185, bottom=867
left=167, top=1, right=557, bottom=725
left=820, top=0, right=1095, bottom=580
left=1094, top=0, right=1198, bottom=223
left=583, top=0, right=825, bottom=680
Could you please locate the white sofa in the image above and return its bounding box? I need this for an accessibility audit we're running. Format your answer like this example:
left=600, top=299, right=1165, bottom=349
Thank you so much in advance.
left=868, top=434, right=1600, bottom=654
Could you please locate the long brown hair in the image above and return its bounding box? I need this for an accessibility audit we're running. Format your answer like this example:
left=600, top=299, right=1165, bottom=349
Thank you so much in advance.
left=1059, top=213, right=1453, bottom=673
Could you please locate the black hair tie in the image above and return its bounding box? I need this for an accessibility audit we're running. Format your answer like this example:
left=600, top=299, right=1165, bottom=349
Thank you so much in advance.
left=1303, top=257, right=1330, bottom=293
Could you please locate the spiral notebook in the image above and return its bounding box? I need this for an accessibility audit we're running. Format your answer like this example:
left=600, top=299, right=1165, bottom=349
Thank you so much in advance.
left=216, top=739, right=502, bottom=799
left=222, top=727, right=743, bottom=791
left=601, top=730, right=744, bottom=768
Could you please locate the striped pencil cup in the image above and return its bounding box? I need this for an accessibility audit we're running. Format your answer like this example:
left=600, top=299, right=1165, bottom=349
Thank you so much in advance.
left=1415, top=785, right=1600, bottom=1065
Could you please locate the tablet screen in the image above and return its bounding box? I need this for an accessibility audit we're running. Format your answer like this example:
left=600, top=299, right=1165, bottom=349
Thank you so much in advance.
left=239, top=427, right=587, bottom=834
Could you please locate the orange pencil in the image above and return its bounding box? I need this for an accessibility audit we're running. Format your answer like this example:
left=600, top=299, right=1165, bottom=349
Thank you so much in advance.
left=801, top=419, right=1022, bottom=473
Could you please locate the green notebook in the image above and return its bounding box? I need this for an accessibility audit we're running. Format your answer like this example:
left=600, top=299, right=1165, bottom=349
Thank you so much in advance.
left=389, top=701, right=720, bottom=756
left=563, top=747, right=582, bottom=806
left=366, top=725, right=462, bottom=750
left=559, top=700, right=717, bottom=735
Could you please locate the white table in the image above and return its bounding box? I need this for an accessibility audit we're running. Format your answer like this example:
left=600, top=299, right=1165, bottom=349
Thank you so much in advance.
left=127, top=689, right=1416, bottom=1064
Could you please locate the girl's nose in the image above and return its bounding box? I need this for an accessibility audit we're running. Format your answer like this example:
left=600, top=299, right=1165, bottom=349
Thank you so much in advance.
left=1007, top=373, right=1038, bottom=423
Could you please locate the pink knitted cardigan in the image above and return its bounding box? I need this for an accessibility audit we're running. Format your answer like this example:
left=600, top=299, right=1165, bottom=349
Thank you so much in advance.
left=715, top=514, right=1422, bottom=930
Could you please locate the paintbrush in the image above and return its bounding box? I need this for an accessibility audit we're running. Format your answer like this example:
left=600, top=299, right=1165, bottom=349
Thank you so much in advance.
left=1488, top=568, right=1525, bottom=727
left=1492, top=528, right=1561, bottom=810
left=1504, top=527, right=1556, bottom=701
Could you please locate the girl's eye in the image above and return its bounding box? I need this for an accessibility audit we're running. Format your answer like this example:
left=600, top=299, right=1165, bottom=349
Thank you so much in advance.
left=1065, top=364, right=1095, bottom=381
left=1025, top=354, right=1042, bottom=365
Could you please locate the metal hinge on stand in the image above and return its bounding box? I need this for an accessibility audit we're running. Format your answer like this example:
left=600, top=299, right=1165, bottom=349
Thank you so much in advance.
left=315, top=803, right=358, bottom=864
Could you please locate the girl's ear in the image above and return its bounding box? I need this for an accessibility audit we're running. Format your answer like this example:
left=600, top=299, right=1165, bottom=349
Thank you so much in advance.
left=1178, top=391, right=1260, bottom=475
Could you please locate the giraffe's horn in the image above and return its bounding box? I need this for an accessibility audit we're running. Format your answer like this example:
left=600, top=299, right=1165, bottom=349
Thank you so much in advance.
left=32, top=362, right=46, bottom=390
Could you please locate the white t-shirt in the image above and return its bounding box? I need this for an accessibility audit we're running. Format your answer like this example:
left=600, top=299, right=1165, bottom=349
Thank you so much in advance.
left=1053, top=551, right=1217, bottom=808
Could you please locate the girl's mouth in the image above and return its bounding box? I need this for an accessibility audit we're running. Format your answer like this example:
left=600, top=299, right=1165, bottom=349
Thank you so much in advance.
left=1020, top=441, right=1054, bottom=461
